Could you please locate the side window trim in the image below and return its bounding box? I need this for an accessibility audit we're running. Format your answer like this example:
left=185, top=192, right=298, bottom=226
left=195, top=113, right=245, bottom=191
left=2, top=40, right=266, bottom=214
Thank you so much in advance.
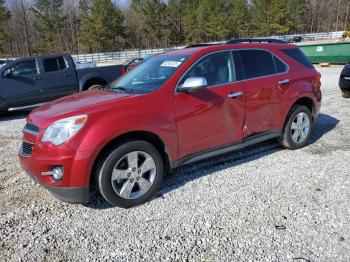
left=175, top=50, right=236, bottom=92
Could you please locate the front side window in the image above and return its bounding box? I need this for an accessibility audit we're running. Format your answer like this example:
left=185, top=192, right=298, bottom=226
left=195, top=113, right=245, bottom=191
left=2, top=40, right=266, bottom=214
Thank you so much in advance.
left=11, top=60, right=38, bottom=76
left=44, top=57, right=67, bottom=72
left=111, top=54, right=189, bottom=94
left=179, top=51, right=235, bottom=88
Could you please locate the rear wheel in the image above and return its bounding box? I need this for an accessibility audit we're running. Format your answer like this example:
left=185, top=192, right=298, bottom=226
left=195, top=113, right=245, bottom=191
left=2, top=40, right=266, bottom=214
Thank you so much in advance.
left=96, top=140, right=164, bottom=208
left=341, top=89, right=350, bottom=98
left=278, top=105, right=313, bottom=150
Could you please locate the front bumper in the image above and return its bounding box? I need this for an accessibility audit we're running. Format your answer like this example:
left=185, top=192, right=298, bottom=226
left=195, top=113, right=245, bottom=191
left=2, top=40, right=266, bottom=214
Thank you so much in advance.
left=27, top=172, right=89, bottom=204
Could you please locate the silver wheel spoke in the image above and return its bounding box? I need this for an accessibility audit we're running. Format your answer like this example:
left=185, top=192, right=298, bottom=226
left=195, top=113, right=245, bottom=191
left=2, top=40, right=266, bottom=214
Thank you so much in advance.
left=112, top=169, right=128, bottom=180
left=297, top=113, right=304, bottom=124
left=120, top=180, right=135, bottom=199
left=138, top=178, right=152, bottom=193
left=127, top=152, right=138, bottom=169
left=139, top=157, right=155, bottom=174
left=292, top=131, right=300, bottom=143
left=291, top=112, right=310, bottom=144
left=291, top=122, right=298, bottom=130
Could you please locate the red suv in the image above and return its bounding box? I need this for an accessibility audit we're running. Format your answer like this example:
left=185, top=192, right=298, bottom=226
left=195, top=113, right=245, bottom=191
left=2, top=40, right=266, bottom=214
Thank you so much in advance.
left=19, top=40, right=321, bottom=208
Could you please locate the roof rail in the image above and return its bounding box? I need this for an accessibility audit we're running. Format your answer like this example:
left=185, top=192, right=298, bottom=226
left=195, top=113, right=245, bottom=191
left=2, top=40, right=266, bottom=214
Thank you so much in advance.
left=226, top=38, right=287, bottom=44
left=185, top=43, right=220, bottom=48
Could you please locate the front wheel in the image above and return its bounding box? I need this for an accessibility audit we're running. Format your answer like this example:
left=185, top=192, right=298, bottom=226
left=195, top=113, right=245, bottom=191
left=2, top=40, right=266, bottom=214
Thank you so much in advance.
left=341, top=89, right=350, bottom=98
left=96, top=140, right=164, bottom=208
left=278, top=105, right=314, bottom=150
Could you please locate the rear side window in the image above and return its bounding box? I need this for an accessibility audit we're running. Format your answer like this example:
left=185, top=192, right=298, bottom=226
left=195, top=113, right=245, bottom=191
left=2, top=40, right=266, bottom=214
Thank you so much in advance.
left=43, top=57, right=67, bottom=72
left=239, top=50, right=276, bottom=79
left=281, top=48, right=314, bottom=68
left=274, top=56, right=287, bottom=73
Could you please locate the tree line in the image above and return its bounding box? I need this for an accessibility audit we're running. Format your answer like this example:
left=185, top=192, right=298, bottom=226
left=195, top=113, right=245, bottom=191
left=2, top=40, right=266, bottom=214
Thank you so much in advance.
left=0, top=0, right=350, bottom=57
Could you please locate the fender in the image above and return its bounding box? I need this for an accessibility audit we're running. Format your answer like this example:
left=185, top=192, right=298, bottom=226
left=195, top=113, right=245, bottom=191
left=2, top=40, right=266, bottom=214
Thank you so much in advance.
left=66, top=97, right=178, bottom=187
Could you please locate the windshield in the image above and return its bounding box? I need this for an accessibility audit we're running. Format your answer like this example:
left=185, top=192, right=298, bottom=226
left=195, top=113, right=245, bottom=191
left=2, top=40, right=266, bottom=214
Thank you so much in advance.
left=111, top=54, right=189, bottom=94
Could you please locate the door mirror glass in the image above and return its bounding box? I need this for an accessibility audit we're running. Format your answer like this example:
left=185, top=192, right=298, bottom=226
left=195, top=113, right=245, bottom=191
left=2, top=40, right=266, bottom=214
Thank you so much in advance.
left=178, top=77, right=208, bottom=92
left=3, top=69, right=12, bottom=78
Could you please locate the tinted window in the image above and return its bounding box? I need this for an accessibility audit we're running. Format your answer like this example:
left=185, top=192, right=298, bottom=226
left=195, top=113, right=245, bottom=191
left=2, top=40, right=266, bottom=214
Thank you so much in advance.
left=11, top=60, right=37, bottom=76
left=239, top=50, right=276, bottom=79
left=180, top=52, right=235, bottom=87
left=44, top=57, right=67, bottom=72
left=282, top=48, right=314, bottom=68
left=273, top=56, right=287, bottom=73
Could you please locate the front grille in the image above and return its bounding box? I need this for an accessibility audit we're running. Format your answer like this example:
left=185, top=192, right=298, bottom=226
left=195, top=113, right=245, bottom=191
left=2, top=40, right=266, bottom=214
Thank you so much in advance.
left=23, top=123, right=39, bottom=136
left=21, top=141, right=34, bottom=157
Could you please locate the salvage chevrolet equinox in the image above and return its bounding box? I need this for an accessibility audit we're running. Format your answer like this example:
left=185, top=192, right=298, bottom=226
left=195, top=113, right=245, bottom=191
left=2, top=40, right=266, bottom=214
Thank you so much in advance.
left=19, top=39, right=321, bottom=208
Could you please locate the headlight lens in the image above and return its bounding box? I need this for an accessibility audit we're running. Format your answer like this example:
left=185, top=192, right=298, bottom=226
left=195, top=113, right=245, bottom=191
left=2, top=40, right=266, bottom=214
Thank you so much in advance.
left=42, top=115, right=87, bottom=145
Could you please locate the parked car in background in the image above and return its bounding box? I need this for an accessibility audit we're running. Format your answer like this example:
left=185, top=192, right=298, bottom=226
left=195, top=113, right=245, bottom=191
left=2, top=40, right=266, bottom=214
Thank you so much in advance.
left=0, top=54, right=125, bottom=113
left=124, top=54, right=155, bottom=71
left=288, top=36, right=303, bottom=43
left=19, top=40, right=321, bottom=208
left=0, top=59, right=10, bottom=68
left=339, top=63, right=350, bottom=98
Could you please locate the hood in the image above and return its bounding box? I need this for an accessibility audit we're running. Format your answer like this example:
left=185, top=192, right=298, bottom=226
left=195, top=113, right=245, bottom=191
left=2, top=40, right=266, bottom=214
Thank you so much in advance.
left=30, top=89, right=132, bottom=122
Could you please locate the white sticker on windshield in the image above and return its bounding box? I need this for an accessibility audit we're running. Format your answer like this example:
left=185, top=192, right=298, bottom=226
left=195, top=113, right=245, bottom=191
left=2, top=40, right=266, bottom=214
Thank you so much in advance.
left=161, top=61, right=182, bottom=67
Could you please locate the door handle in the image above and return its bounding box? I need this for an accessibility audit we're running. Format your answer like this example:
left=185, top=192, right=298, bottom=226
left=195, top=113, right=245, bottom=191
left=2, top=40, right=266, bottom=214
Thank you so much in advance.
left=64, top=73, right=72, bottom=77
left=278, top=79, right=290, bottom=85
left=228, top=91, right=243, bottom=98
left=33, top=76, right=42, bottom=80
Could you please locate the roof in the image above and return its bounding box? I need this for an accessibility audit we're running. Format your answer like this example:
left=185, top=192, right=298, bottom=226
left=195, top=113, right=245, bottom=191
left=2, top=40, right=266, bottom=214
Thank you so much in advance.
left=163, top=42, right=294, bottom=57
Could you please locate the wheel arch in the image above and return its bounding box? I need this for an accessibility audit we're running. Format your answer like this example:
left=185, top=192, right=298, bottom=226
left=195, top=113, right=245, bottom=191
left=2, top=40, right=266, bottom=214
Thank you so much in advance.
left=282, top=96, right=315, bottom=130
left=89, top=130, right=171, bottom=186
left=81, top=77, right=108, bottom=91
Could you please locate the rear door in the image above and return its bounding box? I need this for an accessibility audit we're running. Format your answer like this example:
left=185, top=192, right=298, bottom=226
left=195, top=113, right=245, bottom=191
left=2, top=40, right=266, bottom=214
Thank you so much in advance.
left=0, top=58, right=46, bottom=109
left=175, top=51, right=245, bottom=158
left=239, top=49, right=289, bottom=137
left=40, top=55, right=78, bottom=99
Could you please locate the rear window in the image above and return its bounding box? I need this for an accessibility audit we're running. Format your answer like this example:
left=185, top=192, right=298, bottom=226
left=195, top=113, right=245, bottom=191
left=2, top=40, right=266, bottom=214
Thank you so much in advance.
left=239, top=50, right=283, bottom=79
left=281, top=48, right=314, bottom=68
left=43, top=57, right=67, bottom=72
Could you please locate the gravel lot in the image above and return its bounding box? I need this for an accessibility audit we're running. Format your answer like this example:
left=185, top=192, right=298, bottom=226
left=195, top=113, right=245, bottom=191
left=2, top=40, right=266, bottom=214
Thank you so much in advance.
left=0, top=66, right=349, bottom=261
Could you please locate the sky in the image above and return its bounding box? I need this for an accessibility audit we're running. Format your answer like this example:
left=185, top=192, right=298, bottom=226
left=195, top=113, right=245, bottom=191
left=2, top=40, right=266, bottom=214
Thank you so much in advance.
left=116, top=0, right=130, bottom=8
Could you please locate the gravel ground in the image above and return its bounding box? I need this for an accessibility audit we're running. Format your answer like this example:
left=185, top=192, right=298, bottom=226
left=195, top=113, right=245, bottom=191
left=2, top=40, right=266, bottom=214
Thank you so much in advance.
left=0, top=66, right=349, bottom=261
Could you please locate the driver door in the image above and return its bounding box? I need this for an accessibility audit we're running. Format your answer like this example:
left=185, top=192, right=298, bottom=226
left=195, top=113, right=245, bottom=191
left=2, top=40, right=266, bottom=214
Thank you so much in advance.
left=1, top=59, right=45, bottom=109
left=174, top=51, right=245, bottom=158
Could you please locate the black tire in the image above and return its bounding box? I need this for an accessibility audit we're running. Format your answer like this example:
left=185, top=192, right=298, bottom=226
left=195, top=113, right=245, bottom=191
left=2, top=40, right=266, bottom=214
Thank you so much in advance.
left=88, top=85, right=103, bottom=90
left=278, top=105, right=314, bottom=150
left=341, top=89, right=350, bottom=98
left=96, top=140, right=164, bottom=208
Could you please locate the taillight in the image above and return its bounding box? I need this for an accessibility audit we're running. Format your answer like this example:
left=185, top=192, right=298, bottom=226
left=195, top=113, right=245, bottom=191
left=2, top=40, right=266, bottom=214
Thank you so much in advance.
left=120, top=66, right=126, bottom=75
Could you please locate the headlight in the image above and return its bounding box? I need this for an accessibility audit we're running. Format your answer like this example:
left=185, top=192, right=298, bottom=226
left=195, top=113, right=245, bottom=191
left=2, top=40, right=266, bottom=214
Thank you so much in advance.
left=42, top=115, right=87, bottom=145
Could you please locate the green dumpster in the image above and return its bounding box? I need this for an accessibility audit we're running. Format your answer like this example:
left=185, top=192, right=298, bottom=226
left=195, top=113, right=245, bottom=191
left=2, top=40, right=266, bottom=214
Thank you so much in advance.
left=298, top=41, right=350, bottom=64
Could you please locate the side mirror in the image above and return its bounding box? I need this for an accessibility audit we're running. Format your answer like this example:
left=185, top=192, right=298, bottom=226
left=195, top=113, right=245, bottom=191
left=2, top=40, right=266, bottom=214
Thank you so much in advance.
left=3, top=69, right=12, bottom=78
left=178, top=77, right=207, bottom=92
